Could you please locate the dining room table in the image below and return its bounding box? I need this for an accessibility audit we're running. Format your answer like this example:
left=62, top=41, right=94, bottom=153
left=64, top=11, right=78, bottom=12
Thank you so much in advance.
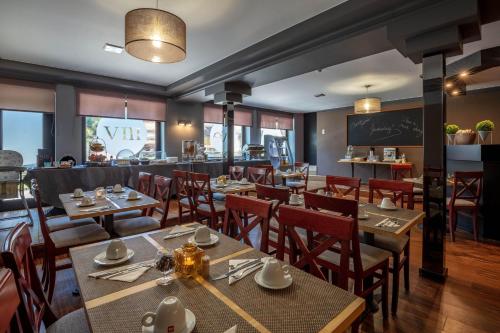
left=69, top=222, right=365, bottom=333
left=59, top=187, right=160, bottom=235
left=210, top=180, right=256, bottom=194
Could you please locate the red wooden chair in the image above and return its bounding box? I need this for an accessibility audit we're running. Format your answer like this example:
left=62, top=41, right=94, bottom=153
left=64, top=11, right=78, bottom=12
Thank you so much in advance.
left=228, top=165, right=245, bottom=181
left=114, top=171, right=153, bottom=220
left=113, top=176, right=173, bottom=237
left=173, top=169, right=194, bottom=223
left=0, top=268, right=21, bottom=333
left=32, top=179, right=110, bottom=302
left=248, top=166, right=273, bottom=185
left=254, top=164, right=275, bottom=186
left=191, top=172, right=225, bottom=230
left=255, top=183, right=292, bottom=255
left=1, top=222, right=90, bottom=333
left=391, top=164, right=423, bottom=199
left=325, top=175, right=361, bottom=201
left=368, top=178, right=414, bottom=314
left=447, top=171, right=483, bottom=241
left=287, top=162, right=309, bottom=194
left=223, top=194, right=273, bottom=253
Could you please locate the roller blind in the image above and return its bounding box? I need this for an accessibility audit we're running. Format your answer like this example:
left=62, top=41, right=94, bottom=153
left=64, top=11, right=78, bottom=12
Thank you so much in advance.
left=0, top=78, right=55, bottom=113
left=127, top=95, right=166, bottom=121
left=260, top=111, right=294, bottom=130
left=203, top=103, right=253, bottom=126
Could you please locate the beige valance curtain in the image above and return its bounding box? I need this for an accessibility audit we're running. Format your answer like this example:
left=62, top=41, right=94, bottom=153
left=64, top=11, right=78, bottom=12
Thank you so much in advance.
left=0, top=78, right=55, bottom=113
left=203, top=103, right=253, bottom=127
left=260, top=111, right=294, bottom=130
left=127, top=95, right=167, bottom=121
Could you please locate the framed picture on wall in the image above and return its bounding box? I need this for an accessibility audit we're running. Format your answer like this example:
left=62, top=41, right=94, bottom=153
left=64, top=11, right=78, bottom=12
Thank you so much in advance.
left=182, top=140, right=196, bottom=159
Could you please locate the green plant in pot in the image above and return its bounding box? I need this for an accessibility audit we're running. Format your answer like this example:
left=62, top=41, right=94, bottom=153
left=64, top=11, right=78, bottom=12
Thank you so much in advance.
left=445, top=124, right=460, bottom=145
left=476, top=120, right=494, bottom=143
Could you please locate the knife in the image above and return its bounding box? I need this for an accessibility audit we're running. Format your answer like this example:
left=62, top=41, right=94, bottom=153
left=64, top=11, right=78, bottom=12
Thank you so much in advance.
left=212, top=259, right=261, bottom=281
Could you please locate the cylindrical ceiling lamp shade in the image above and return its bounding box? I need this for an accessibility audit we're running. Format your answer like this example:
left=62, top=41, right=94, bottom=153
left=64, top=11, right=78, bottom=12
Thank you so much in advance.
left=354, top=97, right=381, bottom=114
left=125, top=8, right=186, bottom=63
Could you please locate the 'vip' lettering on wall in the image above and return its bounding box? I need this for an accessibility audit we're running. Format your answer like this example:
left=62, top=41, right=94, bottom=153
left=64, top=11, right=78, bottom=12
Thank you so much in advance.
left=104, top=126, right=142, bottom=141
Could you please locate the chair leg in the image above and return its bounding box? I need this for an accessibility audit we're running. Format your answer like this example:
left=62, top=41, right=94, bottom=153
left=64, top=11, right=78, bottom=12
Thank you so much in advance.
left=351, top=320, right=360, bottom=333
left=472, top=210, right=478, bottom=241
left=47, top=254, right=57, bottom=303
left=403, top=246, right=410, bottom=292
left=448, top=207, right=455, bottom=242
left=177, top=203, right=183, bottom=224
left=382, top=262, right=389, bottom=319
left=391, top=253, right=400, bottom=315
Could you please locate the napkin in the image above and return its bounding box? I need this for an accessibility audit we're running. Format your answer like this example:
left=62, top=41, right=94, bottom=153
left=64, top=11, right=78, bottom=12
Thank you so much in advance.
left=228, top=259, right=262, bottom=285
left=224, top=325, right=237, bottom=333
left=108, top=266, right=152, bottom=282
left=169, top=225, right=195, bottom=234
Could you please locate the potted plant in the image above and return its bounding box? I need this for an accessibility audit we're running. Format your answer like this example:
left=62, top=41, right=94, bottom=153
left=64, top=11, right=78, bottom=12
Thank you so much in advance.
left=445, top=124, right=460, bottom=145
left=455, top=129, right=476, bottom=145
left=476, top=120, right=494, bottom=143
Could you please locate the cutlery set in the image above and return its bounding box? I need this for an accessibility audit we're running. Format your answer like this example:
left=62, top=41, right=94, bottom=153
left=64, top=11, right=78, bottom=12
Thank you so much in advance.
left=163, top=226, right=202, bottom=240
left=89, top=260, right=154, bottom=279
left=212, top=259, right=261, bottom=281
left=375, top=218, right=401, bottom=228
left=80, top=205, right=111, bottom=212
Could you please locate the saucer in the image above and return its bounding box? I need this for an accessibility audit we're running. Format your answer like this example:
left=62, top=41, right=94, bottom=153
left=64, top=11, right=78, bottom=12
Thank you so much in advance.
left=377, top=205, right=397, bottom=211
left=239, top=182, right=250, bottom=186
left=112, top=189, right=125, bottom=193
left=142, top=309, right=196, bottom=333
left=358, top=214, right=369, bottom=220
left=127, top=196, right=142, bottom=201
left=254, top=270, right=292, bottom=290
left=288, top=201, right=303, bottom=206
left=187, top=234, right=219, bottom=247
left=93, top=249, right=135, bottom=266
left=215, top=184, right=228, bottom=188
left=77, top=201, right=95, bottom=207
left=71, top=194, right=84, bottom=199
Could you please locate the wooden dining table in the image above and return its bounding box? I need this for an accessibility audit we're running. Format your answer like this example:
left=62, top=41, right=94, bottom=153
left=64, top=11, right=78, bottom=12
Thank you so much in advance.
left=210, top=180, right=256, bottom=194
left=59, top=187, right=160, bottom=235
left=70, top=223, right=365, bottom=333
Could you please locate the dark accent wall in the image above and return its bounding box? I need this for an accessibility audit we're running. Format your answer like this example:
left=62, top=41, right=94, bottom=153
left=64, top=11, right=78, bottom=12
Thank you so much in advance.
left=165, top=100, right=204, bottom=158
left=304, top=112, right=317, bottom=165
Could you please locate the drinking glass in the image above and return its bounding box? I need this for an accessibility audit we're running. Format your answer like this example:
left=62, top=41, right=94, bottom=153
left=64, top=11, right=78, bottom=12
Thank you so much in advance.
left=155, top=249, right=175, bottom=286
left=359, top=204, right=367, bottom=217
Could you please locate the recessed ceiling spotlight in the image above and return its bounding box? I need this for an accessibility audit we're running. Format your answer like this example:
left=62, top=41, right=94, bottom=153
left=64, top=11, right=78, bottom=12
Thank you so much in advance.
left=103, top=43, right=124, bottom=54
left=451, top=90, right=460, bottom=96
left=459, top=71, right=468, bottom=78
left=314, top=93, right=325, bottom=98
left=445, top=82, right=453, bottom=88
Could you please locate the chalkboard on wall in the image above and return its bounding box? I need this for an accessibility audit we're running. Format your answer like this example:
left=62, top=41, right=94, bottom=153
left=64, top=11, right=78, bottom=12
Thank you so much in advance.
left=347, top=108, right=423, bottom=146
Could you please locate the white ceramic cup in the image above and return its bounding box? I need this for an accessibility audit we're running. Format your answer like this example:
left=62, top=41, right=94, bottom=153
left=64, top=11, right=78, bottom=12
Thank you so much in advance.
left=317, top=189, right=325, bottom=195
left=141, top=296, right=187, bottom=333
left=95, top=187, right=106, bottom=199
left=290, top=193, right=299, bottom=204
left=80, top=195, right=93, bottom=206
left=128, top=190, right=138, bottom=199
left=381, top=197, right=395, bottom=209
left=73, top=188, right=84, bottom=198
left=113, top=184, right=123, bottom=192
left=260, top=258, right=290, bottom=287
left=194, top=226, right=211, bottom=243
left=241, top=177, right=248, bottom=184
left=106, top=239, right=128, bottom=260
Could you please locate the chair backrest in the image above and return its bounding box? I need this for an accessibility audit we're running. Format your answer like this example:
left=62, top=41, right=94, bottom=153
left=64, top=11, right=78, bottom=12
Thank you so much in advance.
left=190, top=172, right=214, bottom=208
left=450, top=171, right=483, bottom=205
left=255, top=183, right=289, bottom=227
left=247, top=167, right=271, bottom=185
left=368, top=178, right=414, bottom=209
left=325, top=175, right=361, bottom=201
left=150, top=175, right=173, bottom=228
left=228, top=166, right=245, bottom=181
left=1, top=223, right=58, bottom=333
left=276, top=206, right=353, bottom=289
left=31, top=179, right=53, bottom=249
left=254, top=165, right=275, bottom=185
left=173, top=169, right=191, bottom=200
left=0, top=268, right=21, bottom=333
left=390, top=164, right=413, bottom=180
left=223, top=194, right=273, bottom=252
left=294, top=162, right=309, bottom=184
left=137, top=171, right=153, bottom=196
left=0, top=150, right=23, bottom=182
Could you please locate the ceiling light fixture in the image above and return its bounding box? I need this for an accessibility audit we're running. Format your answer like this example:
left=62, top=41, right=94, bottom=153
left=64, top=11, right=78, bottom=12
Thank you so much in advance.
left=445, top=82, right=453, bottom=88
left=103, top=43, right=124, bottom=54
left=459, top=71, right=468, bottom=78
left=354, top=85, right=381, bottom=114
left=125, top=0, right=186, bottom=64
left=451, top=90, right=460, bottom=96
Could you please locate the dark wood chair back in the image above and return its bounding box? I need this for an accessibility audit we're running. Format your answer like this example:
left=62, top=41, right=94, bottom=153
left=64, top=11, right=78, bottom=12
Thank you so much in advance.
left=1, top=223, right=58, bottom=333
left=254, top=165, right=275, bottom=185
left=190, top=172, right=214, bottom=209
left=276, top=206, right=353, bottom=289
left=247, top=167, right=270, bottom=185
left=31, top=179, right=52, bottom=249
left=390, top=164, right=413, bottom=180
left=368, top=178, right=415, bottom=209
left=0, top=268, right=21, bottom=333
left=255, top=183, right=289, bottom=221
left=450, top=171, right=483, bottom=205
left=173, top=169, right=191, bottom=198
left=137, top=171, right=153, bottom=196
left=223, top=194, right=273, bottom=252
left=228, top=166, right=245, bottom=181
left=325, top=175, right=361, bottom=201
left=150, top=175, right=173, bottom=228
left=294, top=162, right=310, bottom=183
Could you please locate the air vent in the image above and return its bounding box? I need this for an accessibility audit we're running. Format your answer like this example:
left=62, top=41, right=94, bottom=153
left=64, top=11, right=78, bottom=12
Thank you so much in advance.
left=314, top=93, right=325, bottom=98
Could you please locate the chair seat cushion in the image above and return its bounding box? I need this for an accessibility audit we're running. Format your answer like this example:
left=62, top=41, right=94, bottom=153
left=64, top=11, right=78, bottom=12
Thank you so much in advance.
left=286, top=181, right=306, bottom=188
left=113, top=216, right=161, bottom=237
left=113, top=209, right=143, bottom=220
left=213, top=193, right=226, bottom=201
left=365, top=233, right=409, bottom=254
left=197, top=202, right=225, bottom=214
left=46, top=215, right=96, bottom=232
left=446, top=198, right=476, bottom=207
left=319, top=243, right=391, bottom=271
left=49, top=224, right=110, bottom=249
left=47, top=308, right=89, bottom=333
left=179, top=197, right=192, bottom=208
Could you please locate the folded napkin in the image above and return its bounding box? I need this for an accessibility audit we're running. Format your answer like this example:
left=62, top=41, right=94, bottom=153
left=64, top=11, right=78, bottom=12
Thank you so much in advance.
left=228, top=259, right=262, bottom=285
left=224, top=325, right=237, bottom=333
left=169, top=225, right=195, bottom=234
left=108, top=266, right=151, bottom=282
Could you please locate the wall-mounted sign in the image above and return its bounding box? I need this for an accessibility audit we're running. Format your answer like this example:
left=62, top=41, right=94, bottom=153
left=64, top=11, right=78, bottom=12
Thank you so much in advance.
left=96, top=118, right=147, bottom=157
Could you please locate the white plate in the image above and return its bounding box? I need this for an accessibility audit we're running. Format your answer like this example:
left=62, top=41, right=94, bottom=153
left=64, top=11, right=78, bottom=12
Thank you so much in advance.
left=288, top=201, right=303, bottom=206
left=187, top=234, right=219, bottom=247
left=93, top=249, right=135, bottom=266
left=358, top=214, right=369, bottom=220
left=71, top=194, right=84, bottom=199
left=239, top=182, right=251, bottom=186
left=77, top=201, right=95, bottom=207
left=142, top=309, right=196, bottom=333
left=254, top=270, right=293, bottom=290
left=112, top=190, right=125, bottom=193
left=377, top=205, right=397, bottom=211
left=126, top=195, right=143, bottom=201
left=214, top=184, right=228, bottom=188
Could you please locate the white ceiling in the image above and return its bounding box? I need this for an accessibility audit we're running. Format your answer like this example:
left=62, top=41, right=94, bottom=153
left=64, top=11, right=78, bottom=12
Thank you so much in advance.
left=0, top=0, right=346, bottom=85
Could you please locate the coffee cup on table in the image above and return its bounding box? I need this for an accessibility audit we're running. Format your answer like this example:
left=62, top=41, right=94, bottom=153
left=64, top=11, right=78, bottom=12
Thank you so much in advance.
left=380, top=197, right=396, bottom=209
left=113, top=184, right=123, bottom=192
left=73, top=188, right=84, bottom=198
left=142, top=296, right=187, bottom=333
left=128, top=190, right=139, bottom=200
left=241, top=177, right=248, bottom=184
left=95, top=187, right=106, bottom=199
left=260, top=258, right=290, bottom=287
left=80, top=195, right=93, bottom=206
left=289, top=193, right=299, bottom=204
left=106, top=239, right=128, bottom=260
left=194, top=226, right=211, bottom=243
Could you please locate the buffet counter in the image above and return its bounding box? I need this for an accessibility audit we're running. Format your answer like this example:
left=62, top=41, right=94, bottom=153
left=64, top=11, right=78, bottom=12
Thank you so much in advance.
left=26, top=160, right=269, bottom=208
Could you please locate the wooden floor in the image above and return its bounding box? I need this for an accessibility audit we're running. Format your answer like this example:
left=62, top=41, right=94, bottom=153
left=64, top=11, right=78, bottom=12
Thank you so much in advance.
left=2, top=202, right=500, bottom=332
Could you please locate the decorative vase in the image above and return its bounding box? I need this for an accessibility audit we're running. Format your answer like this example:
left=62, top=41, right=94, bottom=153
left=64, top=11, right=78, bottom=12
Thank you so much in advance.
left=446, top=134, right=456, bottom=145
left=478, top=130, right=491, bottom=143
left=455, top=133, right=476, bottom=145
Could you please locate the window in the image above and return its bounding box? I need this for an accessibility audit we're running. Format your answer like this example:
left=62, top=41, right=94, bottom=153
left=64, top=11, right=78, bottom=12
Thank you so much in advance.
left=1, top=110, right=44, bottom=167
left=203, top=123, right=243, bottom=159
left=260, top=128, right=287, bottom=144
left=85, top=116, right=158, bottom=159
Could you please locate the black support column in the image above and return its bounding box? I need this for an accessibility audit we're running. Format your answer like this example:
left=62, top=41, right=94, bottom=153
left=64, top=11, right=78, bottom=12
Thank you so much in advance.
left=420, top=54, right=448, bottom=281
left=222, top=103, right=235, bottom=173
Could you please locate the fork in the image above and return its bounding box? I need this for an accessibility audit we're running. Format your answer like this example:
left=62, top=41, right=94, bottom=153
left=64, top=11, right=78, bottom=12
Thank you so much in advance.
left=230, top=262, right=263, bottom=280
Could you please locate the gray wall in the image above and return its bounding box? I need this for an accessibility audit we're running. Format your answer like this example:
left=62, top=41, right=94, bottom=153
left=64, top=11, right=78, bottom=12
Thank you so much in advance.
left=293, top=113, right=304, bottom=162
left=55, top=84, right=82, bottom=162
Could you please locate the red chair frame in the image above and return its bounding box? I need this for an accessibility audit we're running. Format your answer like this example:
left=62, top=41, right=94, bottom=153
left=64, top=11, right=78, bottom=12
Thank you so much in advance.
left=173, top=170, right=194, bottom=223
left=228, top=166, right=245, bottom=181
left=191, top=172, right=225, bottom=229
left=325, top=175, right=361, bottom=201
left=368, top=178, right=414, bottom=209
left=148, top=175, right=173, bottom=228
left=0, top=268, right=21, bottom=333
